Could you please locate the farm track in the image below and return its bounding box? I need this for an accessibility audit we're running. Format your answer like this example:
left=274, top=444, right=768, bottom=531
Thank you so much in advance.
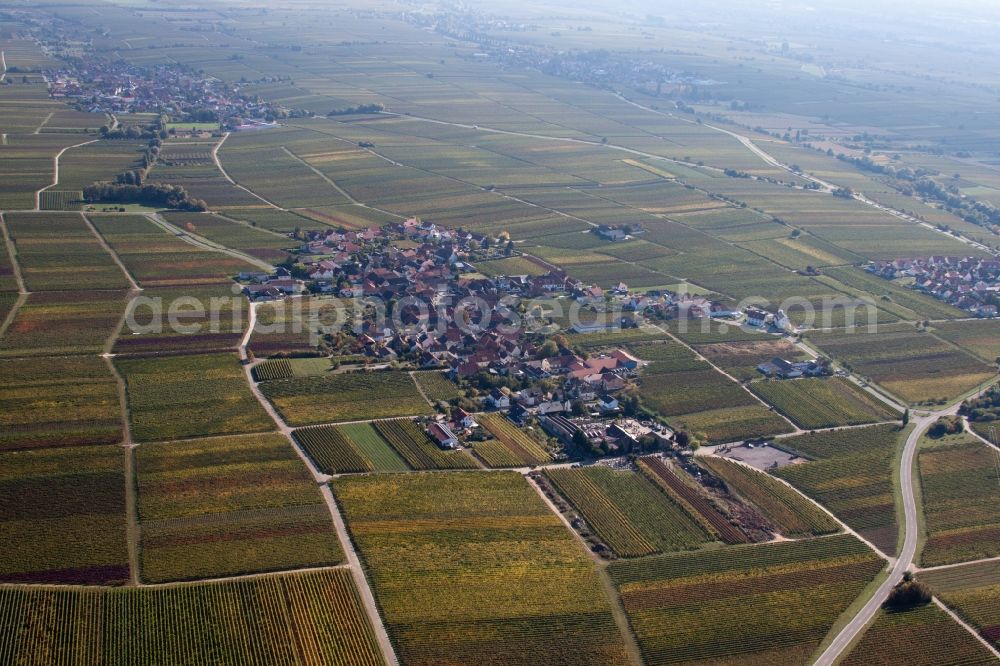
left=81, top=212, right=142, bottom=292
left=238, top=301, right=399, bottom=666
left=211, top=132, right=289, bottom=211
left=34, top=138, right=99, bottom=210
left=103, top=355, right=141, bottom=586
left=33, top=111, right=54, bottom=135
left=0, top=212, right=29, bottom=337
left=278, top=145, right=405, bottom=221
left=931, top=597, right=1000, bottom=661
left=962, top=417, right=1000, bottom=453
left=524, top=475, right=644, bottom=666
left=144, top=212, right=274, bottom=272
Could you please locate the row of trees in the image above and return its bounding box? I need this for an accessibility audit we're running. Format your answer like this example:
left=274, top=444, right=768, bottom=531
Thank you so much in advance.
left=83, top=182, right=207, bottom=212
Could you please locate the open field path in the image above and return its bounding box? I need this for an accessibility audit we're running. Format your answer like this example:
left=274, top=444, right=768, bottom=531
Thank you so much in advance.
left=33, top=112, right=54, bottom=135
left=81, top=212, right=142, bottom=292
left=238, top=301, right=398, bottom=666
left=34, top=138, right=99, bottom=210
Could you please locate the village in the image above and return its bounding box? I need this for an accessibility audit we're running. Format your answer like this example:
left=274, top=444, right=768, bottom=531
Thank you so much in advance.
left=239, top=218, right=821, bottom=459
left=37, top=41, right=292, bottom=126
left=866, top=256, right=1000, bottom=318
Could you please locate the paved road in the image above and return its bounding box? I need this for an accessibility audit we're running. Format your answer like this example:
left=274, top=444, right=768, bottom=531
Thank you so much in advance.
left=814, top=388, right=994, bottom=664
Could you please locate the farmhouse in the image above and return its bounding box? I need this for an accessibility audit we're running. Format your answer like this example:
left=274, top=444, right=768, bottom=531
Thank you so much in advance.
left=757, top=357, right=826, bottom=379
left=427, top=422, right=459, bottom=449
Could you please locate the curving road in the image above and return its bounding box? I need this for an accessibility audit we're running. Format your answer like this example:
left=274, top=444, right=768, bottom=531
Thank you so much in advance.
left=815, top=388, right=994, bottom=665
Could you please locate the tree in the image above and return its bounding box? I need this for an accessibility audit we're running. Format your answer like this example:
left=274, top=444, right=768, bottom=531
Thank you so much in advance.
left=902, top=408, right=910, bottom=426
left=884, top=576, right=932, bottom=610
left=674, top=430, right=690, bottom=447
left=535, top=340, right=559, bottom=359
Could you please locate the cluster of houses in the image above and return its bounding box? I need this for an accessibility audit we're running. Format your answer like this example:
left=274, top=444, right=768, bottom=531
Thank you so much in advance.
left=539, top=414, right=673, bottom=454
left=866, top=257, right=1000, bottom=318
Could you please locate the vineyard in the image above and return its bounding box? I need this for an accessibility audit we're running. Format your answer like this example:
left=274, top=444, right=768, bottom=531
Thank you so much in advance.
left=259, top=371, right=432, bottom=426
left=0, top=356, right=122, bottom=451
left=248, top=299, right=317, bottom=358
left=843, top=604, right=998, bottom=665
left=0, top=444, right=128, bottom=585
left=135, top=434, right=342, bottom=582
left=749, top=377, right=901, bottom=429
left=917, top=441, right=1000, bottom=566
left=638, top=457, right=749, bottom=544
left=112, top=284, right=248, bottom=356
left=922, top=560, right=1000, bottom=651
left=37, top=189, right=83, bottom=210
left=806, top=327, right=996, bottom=405
left=631, top=341, right=792, bottom=444
left=332, top=472, right=629, bottom=665
left=116, top=353, right=273, bottom=442
left=294, top=425, right=375, bottom=474
left=410, top=371, right=462, bottom=403
left=253, top=359, right=294, bottom=381
left=0, top=568, right=385, bottom=665
left=0, top=289, right=129, bottom=357
left=545, top=466, right=711, bottom=557
left=698, top=457, right=840, bottom=538
left=608, top=535, right=885, bottom=665
left=478, top=413, right=552, bottom=466
left=372, top=419, right=478, bottom=470
left=89, top=214, right=258, bottom=288
left=4, top=212, right=130, bottom=291
left=776, top=425, right=904, bottom=556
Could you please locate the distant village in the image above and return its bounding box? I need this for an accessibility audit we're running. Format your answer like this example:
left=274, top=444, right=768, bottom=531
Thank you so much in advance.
left=43, top=49, right=292, bottom=126
left=866, top=256, right=1000, bottom=318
